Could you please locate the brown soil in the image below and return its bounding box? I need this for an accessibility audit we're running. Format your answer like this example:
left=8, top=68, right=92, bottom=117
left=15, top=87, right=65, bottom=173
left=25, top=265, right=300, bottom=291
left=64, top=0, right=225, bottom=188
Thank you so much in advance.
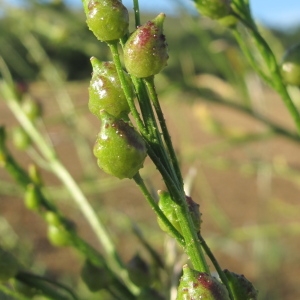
left=1, top=81, right=300, bottom=299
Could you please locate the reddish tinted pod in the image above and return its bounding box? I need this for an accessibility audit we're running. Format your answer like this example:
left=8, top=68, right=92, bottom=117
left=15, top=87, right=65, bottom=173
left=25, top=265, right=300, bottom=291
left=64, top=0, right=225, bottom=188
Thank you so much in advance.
left=124, top=13, right=169, bottom=78
left=177, top=265, right=230, bottom=300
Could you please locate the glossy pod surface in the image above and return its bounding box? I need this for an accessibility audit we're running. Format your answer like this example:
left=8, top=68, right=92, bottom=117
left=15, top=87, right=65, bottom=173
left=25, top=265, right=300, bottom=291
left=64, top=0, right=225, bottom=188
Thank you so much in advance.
left=94, top=111, right=147, bottom=179
left=89, top=57, right=131, bottom=119
left=85, top=0, right=129, bottom=42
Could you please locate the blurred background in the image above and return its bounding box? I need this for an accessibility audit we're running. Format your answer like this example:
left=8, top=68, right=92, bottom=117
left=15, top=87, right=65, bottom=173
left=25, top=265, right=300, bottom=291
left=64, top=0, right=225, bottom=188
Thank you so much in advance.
left=1, top=0, right=300, bottom=299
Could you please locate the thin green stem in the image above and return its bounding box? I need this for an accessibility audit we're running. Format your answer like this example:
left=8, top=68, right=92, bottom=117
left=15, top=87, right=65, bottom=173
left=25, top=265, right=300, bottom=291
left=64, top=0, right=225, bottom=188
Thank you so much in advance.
left=144, top=77, right=184, bottom=187
left=231, top=13, right=300, bottom=135
left=145, top=145, right=209, bottom=272
left=133, top=173, right=185, bottom=247
left=231, top=28, right=270, bottom=84
left=19, top=32, right=98, bottom=176
left=0, top=82, right=139, bottom=296
left=131, top=76, right=178, bottom=179
left=107, top=42, right=147, bottom=137
left=133, top=0, right=141, bottom=27
left=173, top=191, right=210, bottom=273
left=198, top=234, right=234, bottom=300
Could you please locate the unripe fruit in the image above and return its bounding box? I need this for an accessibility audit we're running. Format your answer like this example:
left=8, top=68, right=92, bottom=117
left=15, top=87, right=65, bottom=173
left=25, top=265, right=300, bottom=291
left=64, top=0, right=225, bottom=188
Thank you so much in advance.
left=89, top=57, right=131, bottom=119
left=94, top=110, right=147, bottom=179
left=157, top=190, right=181, bottom=237
left=193, top=0, right=232, bottom=19
left=28, top=164, right=43, bottom=186
left=176, top=265, right=230, bottom=300
left=45, top=211, right=62, bottom=227
left=157, top=191, right=201, bottom=237
left=12, top=126, right=31, bottom=150
left=124, top=13, right=168, bottom=78
left=21, top=97, right=41, bottom=121
left=281, top=43, right=300, bottom=86
left=223, top=269, right=258, bottom=300
left=47, top=225, right=72, bottom=247
left=24, top=184, right=41, bottom=211
left=84, top=0, right=129, bottom=42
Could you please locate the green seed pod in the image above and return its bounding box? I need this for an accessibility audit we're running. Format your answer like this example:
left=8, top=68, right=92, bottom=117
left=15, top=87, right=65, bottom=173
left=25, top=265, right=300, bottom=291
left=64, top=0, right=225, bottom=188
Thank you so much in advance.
left=127, top=254, right=152, bottom=287
left=124, top=13, right=169, bottom=78
left=28, top=164, right=43, bottom=186
left=84, top=0, right=129, bottom=42
left=157, top=190, right=182, bottom=237
left=0, top=247, right=21, bottom=282
left=157, top=191, right=201, bottom=237
left=281, top=43, right=300, bottom=86
left=45, top=211, right=62, bottom=227
left=24, top=184, right=41, bottom=211
left=81, top=259, right=113, bottom=292
left=47, top=225, right=72, bottom=247
left=223, top=269, right=258, bottom=300
left=21, top=97, right=41, bottom=121
left=218, top=14, right=238, bottom=28
left=12, top=126, right=31, bottom=150
left=193, top=0, right=232, bottom=19
left=94, top=110, right=147, bottom=179
left=177, top=265, right=230, bottom=300
left=89, top=57, right=131, bottom=119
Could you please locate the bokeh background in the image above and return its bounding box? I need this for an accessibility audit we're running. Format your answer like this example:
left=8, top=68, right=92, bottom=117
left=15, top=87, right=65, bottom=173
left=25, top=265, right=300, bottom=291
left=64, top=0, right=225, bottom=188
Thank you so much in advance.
left=1, top=0, right=300, bottom=299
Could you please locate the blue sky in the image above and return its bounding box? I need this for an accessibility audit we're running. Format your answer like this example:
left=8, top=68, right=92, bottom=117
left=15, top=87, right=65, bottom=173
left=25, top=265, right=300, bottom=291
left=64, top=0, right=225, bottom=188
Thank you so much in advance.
left=7, top=0, right=300, bottom=30
left=119, top=0, right=300, bottom=29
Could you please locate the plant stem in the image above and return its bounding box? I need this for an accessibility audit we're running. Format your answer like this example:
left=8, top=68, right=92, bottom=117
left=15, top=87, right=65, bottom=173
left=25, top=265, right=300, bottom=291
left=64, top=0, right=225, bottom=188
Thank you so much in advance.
left=133, top=0, right=141, bottom=27
left=0, top=82, right=139, bottom=296
left=107, top=42, right=147, bottom=136
left=174, top=191, right=210, bottom=273
left=231, top=11, right=300, bottom=135
left=144, top=77, right=184, bottom=187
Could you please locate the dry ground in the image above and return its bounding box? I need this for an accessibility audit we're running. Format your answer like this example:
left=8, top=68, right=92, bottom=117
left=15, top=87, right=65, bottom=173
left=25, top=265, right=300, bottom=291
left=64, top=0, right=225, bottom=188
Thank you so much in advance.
left=1, top=81, right=300, bottom=299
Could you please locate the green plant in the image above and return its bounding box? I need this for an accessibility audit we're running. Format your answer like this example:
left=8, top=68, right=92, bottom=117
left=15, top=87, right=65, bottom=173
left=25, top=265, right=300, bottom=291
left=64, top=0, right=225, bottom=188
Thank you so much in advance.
left=1, top=0, right=300, bottom=299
